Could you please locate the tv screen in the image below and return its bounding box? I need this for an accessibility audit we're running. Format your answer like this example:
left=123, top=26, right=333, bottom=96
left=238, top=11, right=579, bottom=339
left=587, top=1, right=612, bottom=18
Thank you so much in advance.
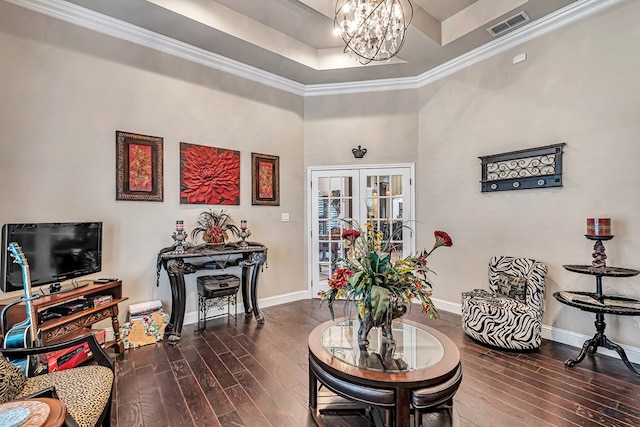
left=1, top=222, right=102, bottom=293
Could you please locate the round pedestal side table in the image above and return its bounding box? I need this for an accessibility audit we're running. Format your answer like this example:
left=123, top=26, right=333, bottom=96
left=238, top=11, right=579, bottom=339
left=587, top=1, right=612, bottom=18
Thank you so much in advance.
left=556, top=264, right=640, bottom=375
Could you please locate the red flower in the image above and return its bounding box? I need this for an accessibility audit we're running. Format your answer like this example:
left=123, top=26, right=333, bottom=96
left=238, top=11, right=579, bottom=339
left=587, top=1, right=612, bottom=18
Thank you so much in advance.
left=418, top=249, right=429, bottom=265
left=341, top=229, right=361, bottom=240
left=328, top=267, right=354, bottom=290
left=180, top=143, right=240, bottom=205
left=434, top=231, right=453, bottom=248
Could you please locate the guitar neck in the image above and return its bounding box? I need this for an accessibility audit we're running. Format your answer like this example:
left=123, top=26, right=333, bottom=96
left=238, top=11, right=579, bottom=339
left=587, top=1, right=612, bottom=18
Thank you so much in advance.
left=8, top=243, right=39, bottom=346
left=20, top=264, right=38, bottom=345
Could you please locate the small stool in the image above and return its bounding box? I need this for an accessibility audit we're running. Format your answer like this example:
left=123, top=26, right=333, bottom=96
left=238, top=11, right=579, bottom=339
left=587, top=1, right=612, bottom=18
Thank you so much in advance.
left=411, top=364, right=463, bottom=427
left=196, top=274, right=240, bottom=331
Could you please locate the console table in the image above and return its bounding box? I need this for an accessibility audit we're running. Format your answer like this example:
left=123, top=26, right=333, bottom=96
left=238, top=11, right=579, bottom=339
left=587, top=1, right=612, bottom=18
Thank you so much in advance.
left=309, top=318, right=461, bottom=427
left=157, top=242, right=267, bottom=344
left=555, top=264, right=640, bottom=375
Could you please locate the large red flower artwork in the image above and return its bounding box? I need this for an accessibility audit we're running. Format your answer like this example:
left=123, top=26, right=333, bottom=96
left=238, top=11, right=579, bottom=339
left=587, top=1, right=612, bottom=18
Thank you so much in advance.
left=180, top=142, right=240, bottom=205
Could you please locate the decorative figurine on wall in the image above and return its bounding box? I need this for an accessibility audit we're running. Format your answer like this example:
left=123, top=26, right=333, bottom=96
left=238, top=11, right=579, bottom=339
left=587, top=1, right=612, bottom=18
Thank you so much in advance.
left=352, top=145, right=367, bottom=159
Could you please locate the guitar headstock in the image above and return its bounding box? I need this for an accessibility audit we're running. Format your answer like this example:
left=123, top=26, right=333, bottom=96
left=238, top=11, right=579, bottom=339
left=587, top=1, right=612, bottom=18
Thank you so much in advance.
left=8, top=242, right=29, bottom=268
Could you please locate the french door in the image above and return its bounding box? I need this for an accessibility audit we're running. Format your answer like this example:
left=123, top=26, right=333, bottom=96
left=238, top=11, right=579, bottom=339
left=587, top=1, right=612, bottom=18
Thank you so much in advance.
left=309, top=165, right=414, bottom=298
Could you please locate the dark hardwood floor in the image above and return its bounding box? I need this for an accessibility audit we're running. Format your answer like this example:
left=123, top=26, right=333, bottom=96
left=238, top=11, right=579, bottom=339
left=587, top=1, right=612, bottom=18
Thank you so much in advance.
left=109, top=299, right=640, bottom=426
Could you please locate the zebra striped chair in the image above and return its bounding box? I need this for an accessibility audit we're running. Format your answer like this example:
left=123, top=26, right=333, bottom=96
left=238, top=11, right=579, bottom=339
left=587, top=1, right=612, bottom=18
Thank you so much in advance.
left=461, top=256, right=548, bottom=350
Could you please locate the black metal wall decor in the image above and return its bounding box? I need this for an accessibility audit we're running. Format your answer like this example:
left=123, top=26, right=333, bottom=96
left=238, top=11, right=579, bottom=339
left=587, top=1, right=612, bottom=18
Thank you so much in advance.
left=352, top=145, right=367, bottom=159
left=479, top=143, right=566, bottom=192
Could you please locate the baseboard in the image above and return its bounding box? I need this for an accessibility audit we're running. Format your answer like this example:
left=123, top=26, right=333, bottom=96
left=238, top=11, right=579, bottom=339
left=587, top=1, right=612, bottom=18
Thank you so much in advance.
left=540, top=324, right=640, bottom=365
left=183, top=290, right=311, bottom=326
left=432, top=297, right=462, bottom=316
left=430, top=298, right=640, bottom=365
left=184, top=293, right=640, bottom=365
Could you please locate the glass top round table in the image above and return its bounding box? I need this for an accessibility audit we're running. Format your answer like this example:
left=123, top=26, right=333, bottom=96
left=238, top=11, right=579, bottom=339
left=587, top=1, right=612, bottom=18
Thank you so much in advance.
left=320, top=319, right=445, bottom=372
left=308, top=317, right=461, bottom=427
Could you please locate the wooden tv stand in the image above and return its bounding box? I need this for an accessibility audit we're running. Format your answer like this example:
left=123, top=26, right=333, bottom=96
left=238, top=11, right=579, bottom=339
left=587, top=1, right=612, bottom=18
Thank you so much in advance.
left=0, top=280, right=127, bottom=353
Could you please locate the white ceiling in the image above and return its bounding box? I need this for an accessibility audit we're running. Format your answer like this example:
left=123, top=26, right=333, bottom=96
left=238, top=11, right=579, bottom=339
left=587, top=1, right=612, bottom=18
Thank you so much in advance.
left=9, top=0, right=623, bottom=91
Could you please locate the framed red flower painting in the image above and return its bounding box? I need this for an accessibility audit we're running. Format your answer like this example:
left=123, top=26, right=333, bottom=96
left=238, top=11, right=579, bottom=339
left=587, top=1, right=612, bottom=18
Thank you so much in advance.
left=180, top=142, right=240, bottom=205
left=251, top=152, right=280, bottom=206
left=116, top=131, right=164, bottom=202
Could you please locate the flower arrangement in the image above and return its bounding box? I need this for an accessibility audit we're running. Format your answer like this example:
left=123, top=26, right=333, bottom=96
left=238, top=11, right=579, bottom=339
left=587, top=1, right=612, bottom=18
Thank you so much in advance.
left=319, top=221, right=453, bottom=323
left=190, top=209, right=239, bottom=244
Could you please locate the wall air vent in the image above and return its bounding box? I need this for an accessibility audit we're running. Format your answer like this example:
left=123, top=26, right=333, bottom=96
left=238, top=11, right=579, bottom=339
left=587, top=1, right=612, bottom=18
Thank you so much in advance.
left=487, top=11, right=531, bottom=37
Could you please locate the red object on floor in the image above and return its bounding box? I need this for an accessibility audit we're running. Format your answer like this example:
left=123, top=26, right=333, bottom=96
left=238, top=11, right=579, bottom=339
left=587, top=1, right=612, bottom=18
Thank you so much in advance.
left=44, top=329, right=106, bottom=372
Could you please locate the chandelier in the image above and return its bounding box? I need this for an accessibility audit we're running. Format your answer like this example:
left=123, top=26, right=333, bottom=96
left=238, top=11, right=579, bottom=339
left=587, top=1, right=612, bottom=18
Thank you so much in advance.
left=334, top=0, right=413, bottom=65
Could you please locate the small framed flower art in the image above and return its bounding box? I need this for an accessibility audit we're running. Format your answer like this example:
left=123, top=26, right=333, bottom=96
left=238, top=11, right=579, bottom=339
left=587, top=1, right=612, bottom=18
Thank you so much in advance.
left=251, top=152, right=280, bottom=206
left=180, top=142, right=240, bottom=205
left=115, top=130, right=164, bottom=202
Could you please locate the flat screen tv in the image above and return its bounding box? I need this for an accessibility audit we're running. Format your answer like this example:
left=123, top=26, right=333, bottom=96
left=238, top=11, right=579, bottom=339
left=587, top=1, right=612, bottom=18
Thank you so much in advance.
left=1, top=222, right=102, bottom=293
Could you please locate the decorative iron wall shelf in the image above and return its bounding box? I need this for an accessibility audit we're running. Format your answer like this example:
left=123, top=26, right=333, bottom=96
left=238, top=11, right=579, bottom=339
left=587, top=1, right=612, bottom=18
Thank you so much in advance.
left=479, top=143, right=566, bottom=192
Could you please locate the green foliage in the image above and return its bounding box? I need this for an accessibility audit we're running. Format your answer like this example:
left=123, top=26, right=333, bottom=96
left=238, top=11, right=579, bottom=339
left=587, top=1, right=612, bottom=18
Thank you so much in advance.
left=318, top=220, right=452, bottom=322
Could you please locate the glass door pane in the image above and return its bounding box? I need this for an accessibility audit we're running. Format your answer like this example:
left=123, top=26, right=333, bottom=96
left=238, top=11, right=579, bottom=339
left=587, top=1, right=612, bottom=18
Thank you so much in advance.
left=312, top=170, right=359, bottom=297
left=311, top=166, right=413, bottom=299
left=360, top=168, right=412, bottom=261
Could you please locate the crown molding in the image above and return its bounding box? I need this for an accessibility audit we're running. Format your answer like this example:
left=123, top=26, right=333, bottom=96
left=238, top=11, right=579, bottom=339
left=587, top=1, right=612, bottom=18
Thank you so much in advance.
left=304, top=76, right=419, bottom=97
left=5, top=0, right=625, bottom=98
left=306, top=0, right=625, bottom=96
left=4, top=0, right=306, bottom=96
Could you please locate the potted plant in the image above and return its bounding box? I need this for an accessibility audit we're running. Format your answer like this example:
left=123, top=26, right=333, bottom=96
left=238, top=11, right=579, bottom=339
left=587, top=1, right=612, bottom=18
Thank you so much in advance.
left=318, top=221, right=452, bottom=350
left=191, top=209, right=239, bottom=245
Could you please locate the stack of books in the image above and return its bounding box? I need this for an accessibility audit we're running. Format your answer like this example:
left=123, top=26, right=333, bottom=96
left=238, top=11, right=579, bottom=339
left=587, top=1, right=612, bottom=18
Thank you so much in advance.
left=92, top=294, right=113, bottom=308
left=559, top=292, right=603, bottom=306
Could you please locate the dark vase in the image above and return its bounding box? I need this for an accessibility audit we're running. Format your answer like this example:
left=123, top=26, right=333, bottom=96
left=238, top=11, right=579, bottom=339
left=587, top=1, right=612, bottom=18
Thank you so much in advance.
left=357, top=301, right=407, bottom=350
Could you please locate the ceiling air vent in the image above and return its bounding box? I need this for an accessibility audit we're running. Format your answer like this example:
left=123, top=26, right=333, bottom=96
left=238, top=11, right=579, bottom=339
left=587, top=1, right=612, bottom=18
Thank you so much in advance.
left=487, top=11, right=530, bottom=37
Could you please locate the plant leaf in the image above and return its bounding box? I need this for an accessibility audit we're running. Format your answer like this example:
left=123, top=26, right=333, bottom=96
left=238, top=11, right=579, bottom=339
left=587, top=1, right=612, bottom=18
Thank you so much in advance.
left=349, top=271, right=363, bottom=289
left=371, top=285, right=390, bottom=321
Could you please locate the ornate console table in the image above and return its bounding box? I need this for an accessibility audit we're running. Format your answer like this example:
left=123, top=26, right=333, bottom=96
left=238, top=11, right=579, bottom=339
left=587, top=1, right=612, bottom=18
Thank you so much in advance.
left=157, top=242, right=267, bottom=344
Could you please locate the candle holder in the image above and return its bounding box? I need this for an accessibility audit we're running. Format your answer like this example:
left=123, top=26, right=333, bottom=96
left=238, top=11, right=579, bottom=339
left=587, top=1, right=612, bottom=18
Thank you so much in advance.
left=585, top=218, right=613, bottom=268
left=585, top=234, right=614, bottom=268
left=238, top=228, right=251, bottom=248
left=172, top=220, right=189, bottom=254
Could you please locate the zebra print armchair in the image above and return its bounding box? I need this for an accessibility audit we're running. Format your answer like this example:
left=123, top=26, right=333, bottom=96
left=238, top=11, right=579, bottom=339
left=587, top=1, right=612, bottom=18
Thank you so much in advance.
left=461, top=256, right=548, bottom=350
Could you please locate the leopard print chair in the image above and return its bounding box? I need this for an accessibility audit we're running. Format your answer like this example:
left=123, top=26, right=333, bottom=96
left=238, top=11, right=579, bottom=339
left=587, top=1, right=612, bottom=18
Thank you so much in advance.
left=0, top=334, right=114, bottom=427
left=461, top=256, right=548, bottom=350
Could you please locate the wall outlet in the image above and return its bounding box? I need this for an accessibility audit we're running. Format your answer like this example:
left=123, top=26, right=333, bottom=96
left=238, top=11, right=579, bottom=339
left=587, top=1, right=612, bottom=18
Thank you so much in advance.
left=282, top=213, right=290, bottom=222
left=513, top=53, right=527, bottom=64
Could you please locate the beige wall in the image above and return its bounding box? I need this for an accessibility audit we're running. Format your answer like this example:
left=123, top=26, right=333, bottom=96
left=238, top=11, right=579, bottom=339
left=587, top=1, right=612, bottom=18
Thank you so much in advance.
left=0, top=1, right=306, bottom=316
left=304, top=90, right=419, bottom=167
left=417, top=0, right=640, bottom=347
left=2, top=0, right=640, bottom=351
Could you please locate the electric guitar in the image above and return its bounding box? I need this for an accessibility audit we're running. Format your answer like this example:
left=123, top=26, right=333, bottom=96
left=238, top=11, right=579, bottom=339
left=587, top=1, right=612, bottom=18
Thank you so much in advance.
left=2, top=242, right=40, bottom=374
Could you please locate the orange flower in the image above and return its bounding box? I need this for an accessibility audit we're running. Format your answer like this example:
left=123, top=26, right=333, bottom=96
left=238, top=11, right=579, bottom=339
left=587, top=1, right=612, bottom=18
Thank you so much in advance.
left=328, top=267, right=354, bottom=290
